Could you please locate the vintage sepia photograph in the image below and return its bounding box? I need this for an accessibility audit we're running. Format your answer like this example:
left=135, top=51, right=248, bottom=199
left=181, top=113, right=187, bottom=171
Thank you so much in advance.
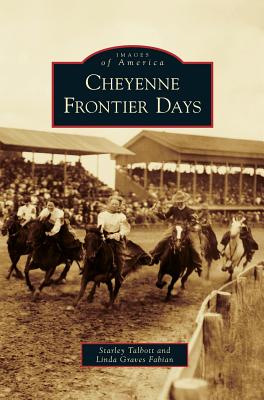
left=0, top=1, right=263, bottom=400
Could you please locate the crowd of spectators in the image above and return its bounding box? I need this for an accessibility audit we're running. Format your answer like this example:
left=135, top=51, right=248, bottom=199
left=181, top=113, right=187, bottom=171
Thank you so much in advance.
left=0, top=155, right=263, bottom=228
left=0, top=155, right=111, bottom=227
left=130, top=167, right=264, bottom=206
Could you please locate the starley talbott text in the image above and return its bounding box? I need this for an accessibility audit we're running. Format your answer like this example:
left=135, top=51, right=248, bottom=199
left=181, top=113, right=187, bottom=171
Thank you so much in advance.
left=63, top=75, right=202, bottom=115
left=95, top=345, right=174, bottom=364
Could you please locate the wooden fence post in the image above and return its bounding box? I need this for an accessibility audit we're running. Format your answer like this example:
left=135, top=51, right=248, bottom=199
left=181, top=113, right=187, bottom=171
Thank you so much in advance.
left=236, top=277, right=247, bottom=312
left=203, top=312, right=224, bottom=385
left=254, top=264, right=263, bottom=303
left=226, top=291, right=239, bottom=352
left=170, top=378, right=208, bottom=400
left=216, top=291, right=231, bottom=325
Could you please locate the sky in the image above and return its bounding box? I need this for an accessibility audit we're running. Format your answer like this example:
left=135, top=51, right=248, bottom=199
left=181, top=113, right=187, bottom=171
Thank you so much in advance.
left=0, top=0, right=263, bottom=185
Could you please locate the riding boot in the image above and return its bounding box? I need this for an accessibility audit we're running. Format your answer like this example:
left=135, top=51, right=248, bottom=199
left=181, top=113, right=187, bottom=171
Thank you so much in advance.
left=246, top=251, right=254, bottom=263
left=113, top=240, right=125, bottom=283
left=221, top=231, right=230, bottom=247
left=213, top=248, right=221, bottom=260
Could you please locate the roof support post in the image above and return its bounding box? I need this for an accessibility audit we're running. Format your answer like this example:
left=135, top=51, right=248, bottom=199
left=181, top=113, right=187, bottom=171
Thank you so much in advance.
left=31, top=151, right=35, bottom=180
left=239, top=163, right=243, bottom=205
left=192, top=161, right=197, bottom=200
left=224, top=162, right=229, bottom=206
left=253, top=163, right=257, bottom=205
left=177, top=155, right=181, bottom=190
left=144, top=163, right=148, bottom=189
left=160, top=162, right=164, bottom=191
left=129, top=163, right=133, bottom=177
left=209, top=162, right=213, bottom=203
left=51, top=153, right=54, bottom=165
left=64, top=152, right=67, bottom=197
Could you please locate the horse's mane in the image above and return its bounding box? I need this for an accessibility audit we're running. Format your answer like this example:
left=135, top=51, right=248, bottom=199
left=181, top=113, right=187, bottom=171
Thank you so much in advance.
left=24, top=219, right=38, bottom=228
left=85, top=226, right=102, bottom=236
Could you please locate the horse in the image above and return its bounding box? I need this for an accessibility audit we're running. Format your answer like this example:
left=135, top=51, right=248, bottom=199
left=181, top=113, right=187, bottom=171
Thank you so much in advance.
left=1, top=215, right=33, bottom=280
left=156, top=224, right=191, bottom=301
left=25, top=219, right=83, bottom=299
left=199, top=224, right=216, bottom=280
left=74, top=227, right=151, bottom=308
left=221, top=217, right=248, bottom=281
left=156, top=223, right=213, bottom=300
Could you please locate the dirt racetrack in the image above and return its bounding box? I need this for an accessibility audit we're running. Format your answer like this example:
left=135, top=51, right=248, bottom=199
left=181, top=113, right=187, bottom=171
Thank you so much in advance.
left=0, top=226, right=263, bottom=400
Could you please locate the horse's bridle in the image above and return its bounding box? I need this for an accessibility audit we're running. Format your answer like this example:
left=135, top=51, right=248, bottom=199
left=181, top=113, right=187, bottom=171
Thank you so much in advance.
left=84, top=232, right=105, bottom=262
left=84, top=232, right=116, bottom=270
left=170, top=225, right=188, bottom=253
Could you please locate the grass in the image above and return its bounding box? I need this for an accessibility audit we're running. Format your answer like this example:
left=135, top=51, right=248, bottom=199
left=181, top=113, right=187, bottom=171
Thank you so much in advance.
left=211, top=298, right=264, bottom=400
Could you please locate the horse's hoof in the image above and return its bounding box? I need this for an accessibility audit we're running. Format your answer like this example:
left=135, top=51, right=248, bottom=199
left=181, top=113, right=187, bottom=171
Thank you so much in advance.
left=33, top=289, right=40, bottom=300
left=101, top=301, right=111, bottom=309
left=221, top=266, right=228, bottom=272
left=15, top=271, right=24, bottom=280
left=164, top=296, right=171, bottom=302
left=156, top=281, right=166, bottom=289
left=87, top=296, right=93, bottom=303
left=54, top=278, right=66, bottom=285
left=5, top=274, right=11, bottom=280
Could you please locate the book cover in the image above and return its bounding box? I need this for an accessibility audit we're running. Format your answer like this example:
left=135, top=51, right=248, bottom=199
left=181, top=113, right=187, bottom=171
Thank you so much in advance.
left=0, top=1, right=263, bottom=400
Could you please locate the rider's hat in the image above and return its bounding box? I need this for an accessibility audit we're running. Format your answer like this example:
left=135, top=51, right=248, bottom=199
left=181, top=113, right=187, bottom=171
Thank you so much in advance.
left=172, top=191, right=190, bottom=203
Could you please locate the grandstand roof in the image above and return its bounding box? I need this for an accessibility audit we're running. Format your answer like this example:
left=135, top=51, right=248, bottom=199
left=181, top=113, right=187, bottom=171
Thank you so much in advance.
left=0, top=127, right=133, bottom=156
left=115, top=130, right=264, bottom=165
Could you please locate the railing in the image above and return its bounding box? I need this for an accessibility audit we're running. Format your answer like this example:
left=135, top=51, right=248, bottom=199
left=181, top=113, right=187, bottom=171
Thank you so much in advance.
left=158, top=261, right=264, bottom=400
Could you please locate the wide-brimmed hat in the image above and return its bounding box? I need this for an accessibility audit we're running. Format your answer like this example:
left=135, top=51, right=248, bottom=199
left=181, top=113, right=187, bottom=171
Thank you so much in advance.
left=172, top=191, right=190, bottom=203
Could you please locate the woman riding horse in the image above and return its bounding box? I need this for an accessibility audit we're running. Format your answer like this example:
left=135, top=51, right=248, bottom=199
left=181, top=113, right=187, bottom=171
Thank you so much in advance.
left=97, top=195, right=130, bottom=284
left=17, top=196, right=36, bottom=228
left=221, top=212, right=258, bottom=263
left=38, top=199, right=82, bottom=261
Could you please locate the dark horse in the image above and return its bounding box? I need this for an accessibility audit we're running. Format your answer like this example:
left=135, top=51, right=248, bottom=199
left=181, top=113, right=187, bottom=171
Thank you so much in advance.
left=74, top=227, right=151, bottom=308
left=25, top=219, right=83, bottom=299
left=156, top=223, right=213, bottom=301
left=1, top=215, right=33, bottom=280
left=156, top=224, right=192, bottom=301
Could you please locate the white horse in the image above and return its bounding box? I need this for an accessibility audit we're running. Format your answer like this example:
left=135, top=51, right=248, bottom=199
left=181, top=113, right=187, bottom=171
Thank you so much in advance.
left=221, top=217, right=248, bottom=281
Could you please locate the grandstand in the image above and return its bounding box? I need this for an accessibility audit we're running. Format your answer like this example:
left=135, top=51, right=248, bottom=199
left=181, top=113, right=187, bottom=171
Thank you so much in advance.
left=0, top=127, right=133, bottom=225
left=114, top=130, right=264, bottom=210
left=1, top=128, right=264, bottom=226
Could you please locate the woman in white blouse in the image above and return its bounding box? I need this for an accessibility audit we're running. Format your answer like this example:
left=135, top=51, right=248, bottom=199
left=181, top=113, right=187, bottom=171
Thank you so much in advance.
left=97, top=196, right=130, bottom=283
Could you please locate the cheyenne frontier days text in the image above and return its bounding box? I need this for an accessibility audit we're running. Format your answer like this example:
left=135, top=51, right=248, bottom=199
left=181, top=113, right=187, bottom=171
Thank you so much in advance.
left=63, top=75, right=202, bottom=115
